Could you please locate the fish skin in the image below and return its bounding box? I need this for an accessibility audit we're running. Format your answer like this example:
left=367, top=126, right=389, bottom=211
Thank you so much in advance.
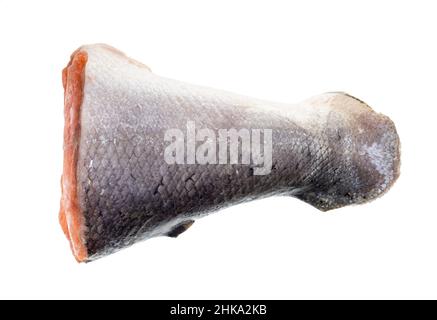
left=62, top=44, right=400, bottom=262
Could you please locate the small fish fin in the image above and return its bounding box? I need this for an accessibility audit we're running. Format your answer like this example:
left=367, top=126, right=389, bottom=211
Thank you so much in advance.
left=166, top=220, right=195, bottom=238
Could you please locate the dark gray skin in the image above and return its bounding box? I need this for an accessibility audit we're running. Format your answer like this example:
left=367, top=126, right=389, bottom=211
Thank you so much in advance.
left=69, top=45, right=400, bottom=261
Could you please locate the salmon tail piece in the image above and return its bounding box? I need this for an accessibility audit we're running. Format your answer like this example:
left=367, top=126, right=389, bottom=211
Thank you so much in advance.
left=59, top=44, right=400, bottom=263
left=59, top=49, right=89, bottom=262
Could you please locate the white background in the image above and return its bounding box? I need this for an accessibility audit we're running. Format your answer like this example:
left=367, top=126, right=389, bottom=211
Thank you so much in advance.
left=0, top=0, right=435, bottom=299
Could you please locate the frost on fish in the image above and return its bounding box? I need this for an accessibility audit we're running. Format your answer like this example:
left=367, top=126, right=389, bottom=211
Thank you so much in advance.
left=60, top=44, right=400, bottom=262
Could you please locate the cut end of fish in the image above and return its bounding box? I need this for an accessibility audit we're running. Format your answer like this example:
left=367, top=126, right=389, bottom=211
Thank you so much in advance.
left=59, top=48, right=89, bottom=262
left=295, top=92, right=401, bottom=211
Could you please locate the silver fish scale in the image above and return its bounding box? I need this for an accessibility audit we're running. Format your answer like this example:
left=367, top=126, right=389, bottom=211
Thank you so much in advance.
left=78, top=99, right=330, bottom=258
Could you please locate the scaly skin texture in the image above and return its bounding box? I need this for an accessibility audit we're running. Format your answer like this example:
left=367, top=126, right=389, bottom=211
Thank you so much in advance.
left=61, top=44, right=400, bottom=262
